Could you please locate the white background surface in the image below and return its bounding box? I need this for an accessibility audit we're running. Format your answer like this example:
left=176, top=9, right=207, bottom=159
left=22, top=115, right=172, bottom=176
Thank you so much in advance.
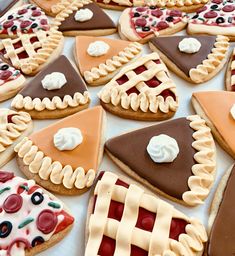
left=0, top=7, right=234, bottom=256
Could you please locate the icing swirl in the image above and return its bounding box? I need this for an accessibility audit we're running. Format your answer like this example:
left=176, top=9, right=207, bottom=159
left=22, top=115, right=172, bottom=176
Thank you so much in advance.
left=178, top=38, right=201, bottom=54
left=41, top=72, right=67, bottom=90
left=74, top=8, right=93, bottom=22
left=87, top=41, right=110, bottom=57
left=230, top=104, right=235, bottom=120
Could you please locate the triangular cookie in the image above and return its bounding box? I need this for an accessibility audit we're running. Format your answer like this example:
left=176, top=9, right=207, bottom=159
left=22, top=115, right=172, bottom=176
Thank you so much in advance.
left=12, top=55, right=90, bottom=119
left=192, top=91, right=235, bottom=159
left=15, top=106, right=106, bottom=195
left=0, top=170, right=74, bottom=255
left=105, top=115, right=216, bottom=206
left=74, top=35, right=142, bottom=85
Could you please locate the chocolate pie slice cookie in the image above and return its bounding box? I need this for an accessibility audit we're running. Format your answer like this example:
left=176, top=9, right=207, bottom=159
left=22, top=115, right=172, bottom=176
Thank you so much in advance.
left=149, top=35, right=229, bottom=83
left=11, top=55, right=90, bottom=119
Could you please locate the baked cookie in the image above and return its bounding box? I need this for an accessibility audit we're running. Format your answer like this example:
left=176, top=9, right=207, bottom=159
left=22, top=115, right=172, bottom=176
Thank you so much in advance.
left=105, top=115, right=216, bottom=206
left=0, top=0, right=22, bottom=18
left=0, top=4, right=50, bottom=39
left=74, top=36, right=142, bottom=86
left=192, top=91, right=235, bottom=159
left=85, top=171, right=208, bottom=256
left=0, top=28, right=64, bottom=75
left=98, top=52, right=178, bottom=121
left=118, top=7, right=188, bottom=44
left=149, top=35, right=229, bottom=83
left=225, top=47, right=235, bottom=91
left=188, top=0, right=235, bottom=41
left=0, top=59, right=25, bottom=102
left=54, top=2, right=116, bottom=37
left=15, top=106, right=106, bottom=195
left=11, top=55, right=90, bottom=119
left=0, top=109, right=33, bottom=168
left=0, top=170, right=74, bottom=255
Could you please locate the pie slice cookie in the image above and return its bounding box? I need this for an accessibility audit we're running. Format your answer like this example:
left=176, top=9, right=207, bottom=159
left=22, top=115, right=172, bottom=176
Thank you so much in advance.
left=85, top=171, right=208, bottom=256
left=0, top=4, right=50, bottom=39
left=118, top=7, right=188, bottom=43
left=0, top=170, right=74, bottom=255
left=192, top=91, right=235, bottom=159
left=74, top=36, right=142, bottom=86
left=105, top=115, right=216, bottom=206
left=0, top=0, right=22, bottom=18
left=225, top=47, right=235, bottom=91
left=149, top=35, right=229, bottom=83
left=11, top=55, right=90, bottom=119
left=15, top=106, right=106, bottom=195
left=188, top=0, right=235, bottom=40
left=98, top=52, right=178, bottom=121
left=0, top=28, right=64, bottom=75
left=0, top=59, right=25, bottom=102
left=0, top=109, right=33, bottom=168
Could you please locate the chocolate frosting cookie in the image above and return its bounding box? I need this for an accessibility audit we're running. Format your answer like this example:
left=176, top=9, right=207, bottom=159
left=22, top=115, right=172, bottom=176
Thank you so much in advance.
left=105, top=118, right=196, bottom=200
left=150, top=35, right=216, bottom=76
left=20, top=55, right=87, bottom=100
left=0, top=0, right=18, bottom=17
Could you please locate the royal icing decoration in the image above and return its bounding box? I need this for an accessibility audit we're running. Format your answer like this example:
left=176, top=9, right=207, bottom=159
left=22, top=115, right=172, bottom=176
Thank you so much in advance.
left=0, top=60, right=21, bottom=87
left=87, top=41, right=110, bottom=57
left=230, top=104, right=235, bottom=120
left=74, top=8, right=93, bottom=22
left=147, top=134, right=179, bottom=163
left=178, top=37, right=201, bottom=53
left=41, top=72, right=67, bottom=91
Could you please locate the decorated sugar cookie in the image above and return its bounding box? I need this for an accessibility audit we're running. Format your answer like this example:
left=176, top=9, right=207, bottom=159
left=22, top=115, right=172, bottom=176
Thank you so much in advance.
left=98, top=52, right=178, bottom=121
left=74, top=36, right=142, bottom=86
left=118, top=7, right=188, bottom=43
left=149, top=35, right=229, bottom=83
left=15, top=106, right=106, bottom=195
left=0, top=0, right=22, bottom=18
left=0, top=4, right=50, bottom=38
left=225, top=47, right=235, bottom=91
left=85, top=171, right=208, bottom=256
left=0, top=109, right=33, bottom=168
left=11, top=55, right=90, bottom=119
left=0, top=170, right=74, bottom=255
left=188, top=0, right=235, bottom=40
left=105, top=115, right=216, bottom=206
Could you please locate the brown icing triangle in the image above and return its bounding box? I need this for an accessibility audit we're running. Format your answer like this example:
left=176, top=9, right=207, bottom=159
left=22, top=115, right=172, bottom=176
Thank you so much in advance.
left=29, top=106, right=104, bottom=170
left=105, top=118, right=196, bottom=200
left=150, top=35, right=216, bottom=76
left=19, top=55, right=87, bottom=100
left=59, top=3, right=115, bottom=32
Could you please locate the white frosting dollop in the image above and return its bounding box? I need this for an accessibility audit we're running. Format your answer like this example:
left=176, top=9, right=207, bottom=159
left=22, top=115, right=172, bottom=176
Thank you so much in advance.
left=54, top=127, right=83, bottom=151
left=230, top=104, right=235, bottom=120
left=178, top=38, right=201, bottom=54
left=41, top=72, right=67, bottom=91
left=74, top=8, right=93, bottom=22
left=87, top=41, right=110, bottom=57
left=147, top=134, right=179, bottom=163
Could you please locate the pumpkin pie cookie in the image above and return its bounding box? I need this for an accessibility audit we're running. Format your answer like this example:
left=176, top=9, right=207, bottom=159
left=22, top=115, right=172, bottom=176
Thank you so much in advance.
left=11, top=55, right=90, bottom=119
left=15, top=106, right=106, bottom=195
left=225, top=47, right=235, bottom=91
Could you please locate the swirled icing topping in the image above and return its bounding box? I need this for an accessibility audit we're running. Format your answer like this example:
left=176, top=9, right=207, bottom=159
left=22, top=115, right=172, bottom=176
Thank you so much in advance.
left=41, top=72, right=67, bottom=90
left=230, top=104, right=235, bottom=120
left=74, top=8, right=93, bottom=22
left=147, top=134, right=179, bottom=163
left=87, top=41, right=110, bottom=57
left=178, top=38, right=201, bottom=54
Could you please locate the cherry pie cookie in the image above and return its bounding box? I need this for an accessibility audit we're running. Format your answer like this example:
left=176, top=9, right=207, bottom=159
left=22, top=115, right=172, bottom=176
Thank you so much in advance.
left=85, top=171, right=208, bottom=256
left=0, top=4, right=50, bottom=39
left=225, top=47, right=235, bottom=91
left=119, top=7, right=188, bottom=43
left=98, top=52, right=178, bottom=121
left=0, top=170, right=74, bottom=256
left=188, top=0, right=235, bottom=40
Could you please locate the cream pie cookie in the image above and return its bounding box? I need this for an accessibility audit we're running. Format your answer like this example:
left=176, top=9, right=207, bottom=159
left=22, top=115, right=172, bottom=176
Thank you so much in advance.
left=192, top=91, right=235, bottom=159
left=98, top=52, right=178, bottom=121
left=15, top=106, right=106, bottom=195
left=0, top=59, right=25, bottom=102
left=188, top=0, right=235, bottom=40
left=85, top=171, right=208, bottom=256
left=225, top=47, right=235, bottom=91
left=11, top=55, right=90, bottom=119
left=0, top=0, right=22, bottom=18
left=74, top=36, right=142, bottom=86
left=0, top=109, right=33, bottom=168
left=118, top=7, right=188, bottom=44
left=0, top=4, right=50, bottom=39
left=149, top=35, right=229, bottom=83
left=0, top=170, right=74, bottom=255
left=105, top=115, right=216, bottom=206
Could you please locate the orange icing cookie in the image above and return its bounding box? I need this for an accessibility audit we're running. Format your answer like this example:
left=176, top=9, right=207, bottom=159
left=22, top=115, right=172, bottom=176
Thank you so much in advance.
left=30, top=0, right=65, bottom=16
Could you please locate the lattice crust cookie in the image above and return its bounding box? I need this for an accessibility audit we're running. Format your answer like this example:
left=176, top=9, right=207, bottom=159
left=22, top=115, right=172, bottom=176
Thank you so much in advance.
left=85, top=171, right=208, bottom=256
left=225, top=47, right=235, bottom=91
left=98, top=52, right=178, bottom=121
left=0, top=29, right=64, bottom=75
left=0, top=109, right=33, bottom=168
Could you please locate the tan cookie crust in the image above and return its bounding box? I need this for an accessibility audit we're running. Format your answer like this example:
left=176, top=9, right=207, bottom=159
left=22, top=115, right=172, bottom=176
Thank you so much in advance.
left=62, top=28, right=117, bottom=37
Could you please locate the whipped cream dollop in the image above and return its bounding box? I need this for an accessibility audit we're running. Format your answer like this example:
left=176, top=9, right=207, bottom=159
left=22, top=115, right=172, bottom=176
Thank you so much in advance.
left=74, top=8, right=93, bottom=22
left=54, top=127, right=83, bottom=151
left=87, top=41, right=110, bottom=57
left=147, top=134, right=179, bottom=163
left=230, top=104, right=235, bottom=120
left=178, top=38, right=201, bottom=54
left=41, top=72, right=67, bottom=90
